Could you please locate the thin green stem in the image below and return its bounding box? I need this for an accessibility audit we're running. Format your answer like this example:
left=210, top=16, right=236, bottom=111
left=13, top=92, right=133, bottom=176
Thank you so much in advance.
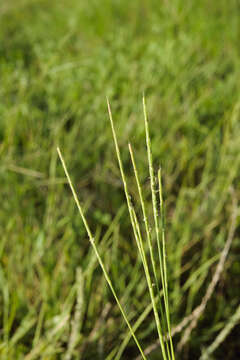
left=142, top=96, right=165, bottom=292
left=158, top=169, right=175, bottom=360
left=158, top=169, right=168, bottom=300
left=107, top=99, right=168, bottom=360
left=57, top=147, right=146, bottom=360
left=143, top=96, right=171, bottom=357
left=131, top=207, right=168, bottom=359
left=128, top=143, right=159, bottom=292
left=128, top=142, right=169, bottom=353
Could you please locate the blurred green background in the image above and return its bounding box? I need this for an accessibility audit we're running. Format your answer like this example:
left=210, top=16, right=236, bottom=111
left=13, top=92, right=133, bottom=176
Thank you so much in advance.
left=1, top=0, right=240, bottom=359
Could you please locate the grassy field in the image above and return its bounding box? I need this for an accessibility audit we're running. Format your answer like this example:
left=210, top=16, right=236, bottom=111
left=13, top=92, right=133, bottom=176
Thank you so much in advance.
left=1, top=0, right=240, bottom=359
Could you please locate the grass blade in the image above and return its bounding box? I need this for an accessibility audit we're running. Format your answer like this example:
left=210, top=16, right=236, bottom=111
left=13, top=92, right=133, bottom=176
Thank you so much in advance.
left=57, top=147, right=146, bottom=360
left=158, top=168, right=175, bottom=360
left=143, top=96, right=173, bottom=359
left=107, top=99, right=168, bottom=360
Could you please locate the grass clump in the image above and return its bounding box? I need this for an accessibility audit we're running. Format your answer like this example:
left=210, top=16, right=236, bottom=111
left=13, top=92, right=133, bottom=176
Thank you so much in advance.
left=57, top=97, right=175, bottom=359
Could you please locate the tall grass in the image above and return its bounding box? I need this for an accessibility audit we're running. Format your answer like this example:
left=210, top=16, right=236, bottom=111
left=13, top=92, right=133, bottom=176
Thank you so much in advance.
left=58, top=97, right=175, bottom=359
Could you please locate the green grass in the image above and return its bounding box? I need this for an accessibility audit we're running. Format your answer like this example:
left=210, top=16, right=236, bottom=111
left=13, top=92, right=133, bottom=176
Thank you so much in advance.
left=1, top=0, right=240, bottom=359
left=57, top=97, right=175, bottom=360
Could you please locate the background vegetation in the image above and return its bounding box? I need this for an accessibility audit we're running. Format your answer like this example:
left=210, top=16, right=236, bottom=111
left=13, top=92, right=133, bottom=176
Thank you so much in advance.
left=0, top=0, right=240, bottom=359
